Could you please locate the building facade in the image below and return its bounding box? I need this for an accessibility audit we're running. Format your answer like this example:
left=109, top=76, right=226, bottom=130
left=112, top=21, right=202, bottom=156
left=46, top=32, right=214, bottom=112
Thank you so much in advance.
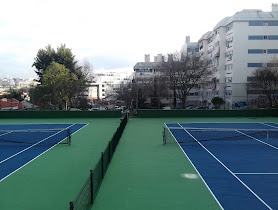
left=89, top=70, right=133, bottom=100
left=199, top=4, right=278, bottom=109
left=134, top=53, right=202, bottom=108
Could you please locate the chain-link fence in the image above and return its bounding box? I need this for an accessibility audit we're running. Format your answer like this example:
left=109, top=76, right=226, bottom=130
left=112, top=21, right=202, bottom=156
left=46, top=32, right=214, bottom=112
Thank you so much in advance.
left=69, top=114, right=128, bottom=210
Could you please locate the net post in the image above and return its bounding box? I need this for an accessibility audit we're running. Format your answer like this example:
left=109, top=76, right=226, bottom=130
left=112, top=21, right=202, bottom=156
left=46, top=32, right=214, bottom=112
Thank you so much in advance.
left=90, top=170, right=94, bottom=204
left=108, top=141, right=111, bottom=162
left=70, top=201, right=74, bottom=210
left=163, top=127, right=166, bottom=145
left=101, top=152, right=104, bottom=179
left=67, top=128, right=71, bottom=145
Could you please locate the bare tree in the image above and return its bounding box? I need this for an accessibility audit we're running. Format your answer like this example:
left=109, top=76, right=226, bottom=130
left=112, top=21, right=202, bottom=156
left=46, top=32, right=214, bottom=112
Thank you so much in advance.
left=81, top=58, right=94, bottom=82
left=249, top=58, right=278, bottom=107
left=162, top=52, right=212, bottom=109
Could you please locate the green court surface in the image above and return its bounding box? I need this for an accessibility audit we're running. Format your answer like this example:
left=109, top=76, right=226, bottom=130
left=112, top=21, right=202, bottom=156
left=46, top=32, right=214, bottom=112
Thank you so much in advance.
left=1, top=116, right=278, bottom=210
left=0, top=118, right=120, bottom=210
left=91, top=117, right=278, bottom=210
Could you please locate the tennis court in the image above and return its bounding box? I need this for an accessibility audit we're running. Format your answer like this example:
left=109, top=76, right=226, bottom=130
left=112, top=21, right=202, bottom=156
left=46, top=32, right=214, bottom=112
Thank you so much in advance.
left=0, top=117, right=120, bottom=210
left=0, top=110, right=277, bottom=210
left=164, top=122, right=278, bottom=209
left=0, top=123, right=86, bottom=182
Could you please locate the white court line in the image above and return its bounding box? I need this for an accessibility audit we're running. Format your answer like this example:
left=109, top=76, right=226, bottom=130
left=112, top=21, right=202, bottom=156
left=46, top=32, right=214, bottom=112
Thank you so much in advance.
left=181, top=126, right=272, bottom=210
left=260, top=123, right=278, bottom=129
left=166, top=123, right=224, bottom=210
left=0, top=124, right=74, bottom=164
left=0, top=123, right=88, bottom=182
left=236, top=130, right=278, bottom=150
left=0, top=131, right=13, bottom=137
left=234, top=173, right=278, bottom=175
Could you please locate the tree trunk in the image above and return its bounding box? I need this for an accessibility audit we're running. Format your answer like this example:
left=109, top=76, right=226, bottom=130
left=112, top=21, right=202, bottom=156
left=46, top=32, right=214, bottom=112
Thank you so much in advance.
left=267, top=94, right=273, bottom=107
left=173, top=88, right=177, bottom=109
left=181, top=96, right=186, bottom=109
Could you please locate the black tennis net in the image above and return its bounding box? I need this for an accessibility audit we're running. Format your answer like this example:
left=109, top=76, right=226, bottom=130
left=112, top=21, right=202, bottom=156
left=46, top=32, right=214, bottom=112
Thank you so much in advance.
left=163, top=127, right=278, bottom=145
left=0, top=128, right=71, bottom=146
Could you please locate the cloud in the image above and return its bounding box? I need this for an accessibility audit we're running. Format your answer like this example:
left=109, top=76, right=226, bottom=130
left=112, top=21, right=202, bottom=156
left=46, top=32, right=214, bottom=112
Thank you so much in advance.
left=0, top=0, right=275, bottom=78
left=81, top=52, right=135, bottom=71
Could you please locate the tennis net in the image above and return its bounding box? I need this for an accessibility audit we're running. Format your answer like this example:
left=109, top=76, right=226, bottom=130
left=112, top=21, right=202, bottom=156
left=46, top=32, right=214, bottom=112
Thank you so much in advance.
left=0, top=128, right=71, bottom=146
left=163, top=127, right=278, bottom=145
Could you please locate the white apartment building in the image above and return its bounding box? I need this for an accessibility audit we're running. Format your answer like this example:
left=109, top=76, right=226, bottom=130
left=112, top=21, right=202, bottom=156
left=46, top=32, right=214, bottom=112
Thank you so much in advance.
left=199, top=4, right=278, bottom=109
left=89, top=70, right=133, bottom=100
left=181, top=36, right=199, bottom=54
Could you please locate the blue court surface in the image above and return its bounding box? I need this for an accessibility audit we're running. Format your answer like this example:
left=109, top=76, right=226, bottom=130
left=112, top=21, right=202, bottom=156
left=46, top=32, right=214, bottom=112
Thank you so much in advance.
left=165, top=122, right=278, bottom=210
left=0, top=123, right=86, bottom=182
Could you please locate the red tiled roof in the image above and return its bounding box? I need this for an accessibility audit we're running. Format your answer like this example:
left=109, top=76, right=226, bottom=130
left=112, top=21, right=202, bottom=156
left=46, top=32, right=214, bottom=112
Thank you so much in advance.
left=0, top=98, right=26, bottom=110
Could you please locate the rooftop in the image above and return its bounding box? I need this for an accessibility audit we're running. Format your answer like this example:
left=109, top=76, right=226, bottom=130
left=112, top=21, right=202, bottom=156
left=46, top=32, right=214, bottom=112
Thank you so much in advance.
left=213, top=9, right=278, bottom=30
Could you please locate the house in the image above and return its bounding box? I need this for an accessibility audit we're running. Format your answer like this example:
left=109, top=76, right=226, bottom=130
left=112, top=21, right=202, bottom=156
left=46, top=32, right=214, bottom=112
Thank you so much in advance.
left=0, top=98, right=26, bottom=110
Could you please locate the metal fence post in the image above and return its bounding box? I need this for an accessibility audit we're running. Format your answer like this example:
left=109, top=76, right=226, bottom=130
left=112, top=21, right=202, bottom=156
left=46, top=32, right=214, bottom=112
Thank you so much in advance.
left=90, top=170, right=93, bottom=204
left=101, top=152, right=104, bottom=179
left=70, top=201, right=74, bottom=210
left=108, top=141, right=111, bottom=162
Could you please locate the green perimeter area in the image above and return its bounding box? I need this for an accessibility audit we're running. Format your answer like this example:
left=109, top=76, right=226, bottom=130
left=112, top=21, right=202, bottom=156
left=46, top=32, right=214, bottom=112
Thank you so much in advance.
left=137, top=109, right=278, bottom=118
left=92, top=117, right=278, bottom=210
left=0, top=118, right=121, bottom=210
left=0, top=110, right=121, bottom=118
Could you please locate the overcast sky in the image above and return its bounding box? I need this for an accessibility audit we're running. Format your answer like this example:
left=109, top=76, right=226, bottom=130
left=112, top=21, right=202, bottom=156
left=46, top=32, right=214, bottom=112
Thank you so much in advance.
left=0, top=0, right=275, bottom=78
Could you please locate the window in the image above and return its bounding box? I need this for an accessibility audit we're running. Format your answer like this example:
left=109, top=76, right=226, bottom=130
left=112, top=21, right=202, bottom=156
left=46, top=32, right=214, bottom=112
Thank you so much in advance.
left=250, top=21, right=278, bottom=26
left=187, top=92, right=195, bottom=96
left=248, top=35, right=264, bottom=40
left=225, top=77, right=232, bottom=83
left=225, top=90, right=232, bottom=96
left=267, top=63, right=278, bottom=67
left=248, top=63, right=262, bottom=67
left=226, top=51, right=233, bottom=60
left=248, top=49, right=263, bottom=54
left=268, top=22, right=278, bottom=26
left=267, top=49, right=278, bottom=54
left=226, top=23, right=233, bottom=32
left=268, top=35, right=278, bottom=40
left=264, top=36, right=268, bottom=40
left=249, top=21, right=264, bottom=26
left=226, top=37, right=233, bottom=48
left=225, top=64, right=233, bottom=70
